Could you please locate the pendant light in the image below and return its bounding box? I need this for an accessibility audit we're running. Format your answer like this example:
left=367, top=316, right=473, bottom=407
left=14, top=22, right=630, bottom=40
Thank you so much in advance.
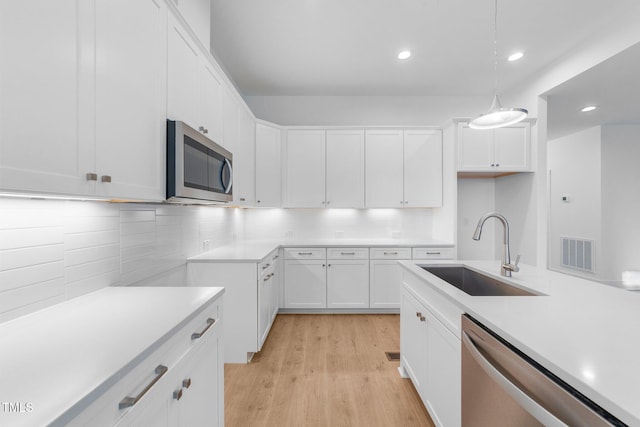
left=469, top=0, right=527, bottom=130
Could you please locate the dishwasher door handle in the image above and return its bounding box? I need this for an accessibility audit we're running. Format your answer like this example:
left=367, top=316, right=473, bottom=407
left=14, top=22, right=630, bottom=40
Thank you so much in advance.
left=462, top=332, right=567, bottom=427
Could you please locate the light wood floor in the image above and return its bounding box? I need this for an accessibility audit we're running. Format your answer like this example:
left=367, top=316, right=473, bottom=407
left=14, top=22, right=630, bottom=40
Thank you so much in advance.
left=225, top=314, right=435, bottom=427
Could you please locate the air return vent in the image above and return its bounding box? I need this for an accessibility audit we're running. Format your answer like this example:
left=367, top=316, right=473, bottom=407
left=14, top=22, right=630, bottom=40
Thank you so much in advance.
left=561, top=237, right=595, bottom=273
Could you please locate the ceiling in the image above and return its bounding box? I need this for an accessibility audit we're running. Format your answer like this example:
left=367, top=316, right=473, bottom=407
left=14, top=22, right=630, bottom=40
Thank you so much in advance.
left=210, top=0, right=636, bottom=97
left=546, top=42, right=640, bottom=140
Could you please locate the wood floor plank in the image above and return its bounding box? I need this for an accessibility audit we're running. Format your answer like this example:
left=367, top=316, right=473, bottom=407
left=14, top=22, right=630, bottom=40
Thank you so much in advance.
left=225, top=314, right=435, bottom=427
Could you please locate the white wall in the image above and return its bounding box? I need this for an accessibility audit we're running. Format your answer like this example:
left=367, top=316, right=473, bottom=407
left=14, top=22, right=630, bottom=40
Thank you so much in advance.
left=601, top=124, right=640, bottom=281
left=456, top=179, right=496, bottom=260
left=0, top=197, right=238, bottom=322
left=244, top=95, right=488, bottom=126
left=243, top=208, right=434, bottom=241
left=547, top=126, right=602, bottom=278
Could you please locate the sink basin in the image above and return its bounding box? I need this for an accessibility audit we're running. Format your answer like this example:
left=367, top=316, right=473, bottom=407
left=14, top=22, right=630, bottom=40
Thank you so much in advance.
left=420, top=266, right=542, bottom=296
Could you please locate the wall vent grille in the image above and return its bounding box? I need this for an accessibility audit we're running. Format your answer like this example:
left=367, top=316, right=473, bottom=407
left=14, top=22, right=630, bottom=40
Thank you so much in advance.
left=561, top=237, right=595, bottom=273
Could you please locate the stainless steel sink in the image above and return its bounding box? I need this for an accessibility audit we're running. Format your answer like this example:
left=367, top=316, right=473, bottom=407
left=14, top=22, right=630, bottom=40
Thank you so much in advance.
left=420, top=266, right=542, bottom=296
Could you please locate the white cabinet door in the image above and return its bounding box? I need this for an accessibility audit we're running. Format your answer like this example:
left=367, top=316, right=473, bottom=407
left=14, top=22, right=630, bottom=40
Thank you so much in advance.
left=0, top=0, right=93, bottom=196
left=400, top=289, right=428, bottom=399
left=94, top=0, right=166, bottom=201
left=174, top=329, right=223, bottom=427
left=258, top=271, right=273, bottom=349
left=167, top=14, right=200, bottom=128
left=365, top=130, right=404, bottom=207
left=222, top=85, right=239, bottom=152
left=255, top=123, right=282, bottom=207
left=234, top=108, right=255, bottom=206
left=326, top=260, right=369, bottom=308
left=200, top=61, right=223, bottom=144
left=424, top=311, right=461, bottom=427
left=326, top=130, right=365, bottom=208
left=403, top=130, right=442, bottom=207
left=284, top=260, right=326, bottom=308
left=493, top=125, right=530, bottom=170
left=458, top=124, right=493, bottom=171
left=285, top=130, right=326, bottom=208
left=370, top=260, right=405, bottom=309
left=171, top=0, right=211, bottom=50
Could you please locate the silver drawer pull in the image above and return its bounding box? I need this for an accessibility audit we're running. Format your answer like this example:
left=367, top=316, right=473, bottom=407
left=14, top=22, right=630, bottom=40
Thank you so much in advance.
left=426, top=252, right=441, bottom=255
left=101, top=175, right=111, bottom=183
left=191, top=318, right=216, bottom=340
left=263, top=274, right=272, bottom=281
left=341, top=252, right=356, bottom=255
left=173, top=388, right=183, bottom=401
left=298, top=252, right=313, bottom=255
left=384, top=252, right=399, bottom=255
left=86, top=172, right=98, bottom=181
left=119, top=365, right=168, bottom=409
left=182, top=378, right=192, bottom=389
left=262, top=263, right=271, bottom=270
left=273, top=255, right=279, bottom=260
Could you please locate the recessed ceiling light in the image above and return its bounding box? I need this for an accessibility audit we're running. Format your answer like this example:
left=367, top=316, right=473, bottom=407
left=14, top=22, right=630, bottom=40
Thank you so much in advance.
left=397, top=50, right=411, bottom=60
left=508, top=52, right=524, bottom=62
left=581, top=105, right=598, bottom=112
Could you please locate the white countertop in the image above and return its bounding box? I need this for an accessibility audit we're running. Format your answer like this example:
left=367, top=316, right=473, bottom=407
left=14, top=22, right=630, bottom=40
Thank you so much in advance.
left=399, top=260, right=640, bottom=426
left=188, top=238, right=454, bottom=262
left=0, top=286, right=224, bottom=427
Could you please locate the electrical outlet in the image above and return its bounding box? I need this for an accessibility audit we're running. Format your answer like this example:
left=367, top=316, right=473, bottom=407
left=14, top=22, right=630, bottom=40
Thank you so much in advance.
left=202, top=240, right=211, bottom=251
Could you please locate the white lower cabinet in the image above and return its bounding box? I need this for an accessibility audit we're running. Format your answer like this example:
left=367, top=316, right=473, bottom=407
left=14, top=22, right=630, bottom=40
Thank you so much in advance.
left=284, top=259, right=327, bottom=309
left=327, top=259, right=370, bottom=309
left=401, top=271, right=462, bottom=427
left=188, top=249, right=280, bottom=363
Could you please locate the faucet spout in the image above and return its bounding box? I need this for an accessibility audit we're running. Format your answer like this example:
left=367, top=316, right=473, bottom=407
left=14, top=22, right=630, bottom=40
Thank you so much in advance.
left=472, top=212, right=519, bottom=277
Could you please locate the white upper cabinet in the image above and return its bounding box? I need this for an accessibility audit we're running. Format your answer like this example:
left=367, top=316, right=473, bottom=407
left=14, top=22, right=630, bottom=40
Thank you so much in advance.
left=285, top=130, right=326, bottom=208
left=234, top=108, right=256, bottom=206
left=458, top=122, right=531, bottom=173
left=365, top=130, right=405, bottom=208
left=94, top=0, right=167, bottom=201
left=403, top=130, right=442, bottom=208
left=170, top=0, right=211, bottom=50
left=255, top=123, right=282, bottom=207
left=1, top=0, right=167, bottom=201
left=200, top=61, right=224, bottom=145
left=222, top=86, right=240, bottom=152
left=326, top=130, right=365, bottom=208
left=168, top=13, right=223, bottom=143
left=0, top=0, right=93, bottom=196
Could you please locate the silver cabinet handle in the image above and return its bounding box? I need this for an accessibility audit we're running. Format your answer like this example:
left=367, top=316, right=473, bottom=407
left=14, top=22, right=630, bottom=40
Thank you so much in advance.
left=263, top=273, right=272, bottom=281
left=384, top=252, right=399, bottom=255
left=341, top=252, right=356, bottom=255
left=240, top=197, right=246, bottom=201
left=273, top=255, right=279, bottom=260
left=101, top=175, right=111, bottom=183
left=119, top=365, right=168, bottom=409
left=496, top=163, right=500, bottom=167
left=262, top=263, right=271, bottom=270
left=86, top=173, right=97, bottom=181
left=182, top=378, right=192, bottom=389
left=491, top=163, right=495, bottom=167
left=203, top=129, right=209, bottom=134
left=298, top=252, right=313, bottom=255
left=420, top=316, right=426, bottom=322
left=461, top=332, right=566, bottom=427
left=416, top=312, right=422, bottom=317
left=173, top=388, right=183, bottom=401
left=257, top=200, right=261, bottom=203
left=191, top=318, right=216, bottom=340
left=426, top=252, right=441, bottom=255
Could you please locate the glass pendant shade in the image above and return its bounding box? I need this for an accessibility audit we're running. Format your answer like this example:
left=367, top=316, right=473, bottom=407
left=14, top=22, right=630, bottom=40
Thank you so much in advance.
left=469, top=94, right=528, bottom=130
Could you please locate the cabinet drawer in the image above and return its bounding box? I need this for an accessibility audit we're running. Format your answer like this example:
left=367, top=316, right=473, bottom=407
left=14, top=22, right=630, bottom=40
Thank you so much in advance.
left=284, top=247, right=326, bottom=260
left=412, top=247, right=454, bottom=260
left=67, top=298, right=222, bottom=427
left=369, top=248, right=411, bottom=260
left=259, top=249, right=279, bottom=274
left=327, top=247, right=369, bottom=259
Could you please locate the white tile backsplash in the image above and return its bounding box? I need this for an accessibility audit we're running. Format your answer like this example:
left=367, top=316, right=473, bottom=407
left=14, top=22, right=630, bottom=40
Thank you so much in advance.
left=0, top=198, right=237, bottom=322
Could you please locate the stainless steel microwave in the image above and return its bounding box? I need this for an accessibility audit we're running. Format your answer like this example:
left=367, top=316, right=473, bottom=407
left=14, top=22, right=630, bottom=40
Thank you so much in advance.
left=167, top=120, right=233, bottom=203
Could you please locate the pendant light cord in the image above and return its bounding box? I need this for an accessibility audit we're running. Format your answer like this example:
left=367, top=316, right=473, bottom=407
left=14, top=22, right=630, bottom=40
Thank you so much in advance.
left=493, top=0, right=498, bottom=97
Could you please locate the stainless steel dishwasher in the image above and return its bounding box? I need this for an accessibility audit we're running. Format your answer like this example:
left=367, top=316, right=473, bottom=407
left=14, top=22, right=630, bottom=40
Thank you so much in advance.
left=461, top=315, right=626, bottom=427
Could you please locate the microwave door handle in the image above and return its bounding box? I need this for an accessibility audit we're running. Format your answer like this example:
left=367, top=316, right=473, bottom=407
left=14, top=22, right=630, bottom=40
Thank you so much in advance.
left=461, top=332, right=567, bottom=427
left=222, top=158, right=233, bottom=194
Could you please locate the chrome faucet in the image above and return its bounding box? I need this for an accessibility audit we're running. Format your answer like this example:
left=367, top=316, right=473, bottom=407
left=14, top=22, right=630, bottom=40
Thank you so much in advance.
left=472, top=212, right=520, bottom=277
